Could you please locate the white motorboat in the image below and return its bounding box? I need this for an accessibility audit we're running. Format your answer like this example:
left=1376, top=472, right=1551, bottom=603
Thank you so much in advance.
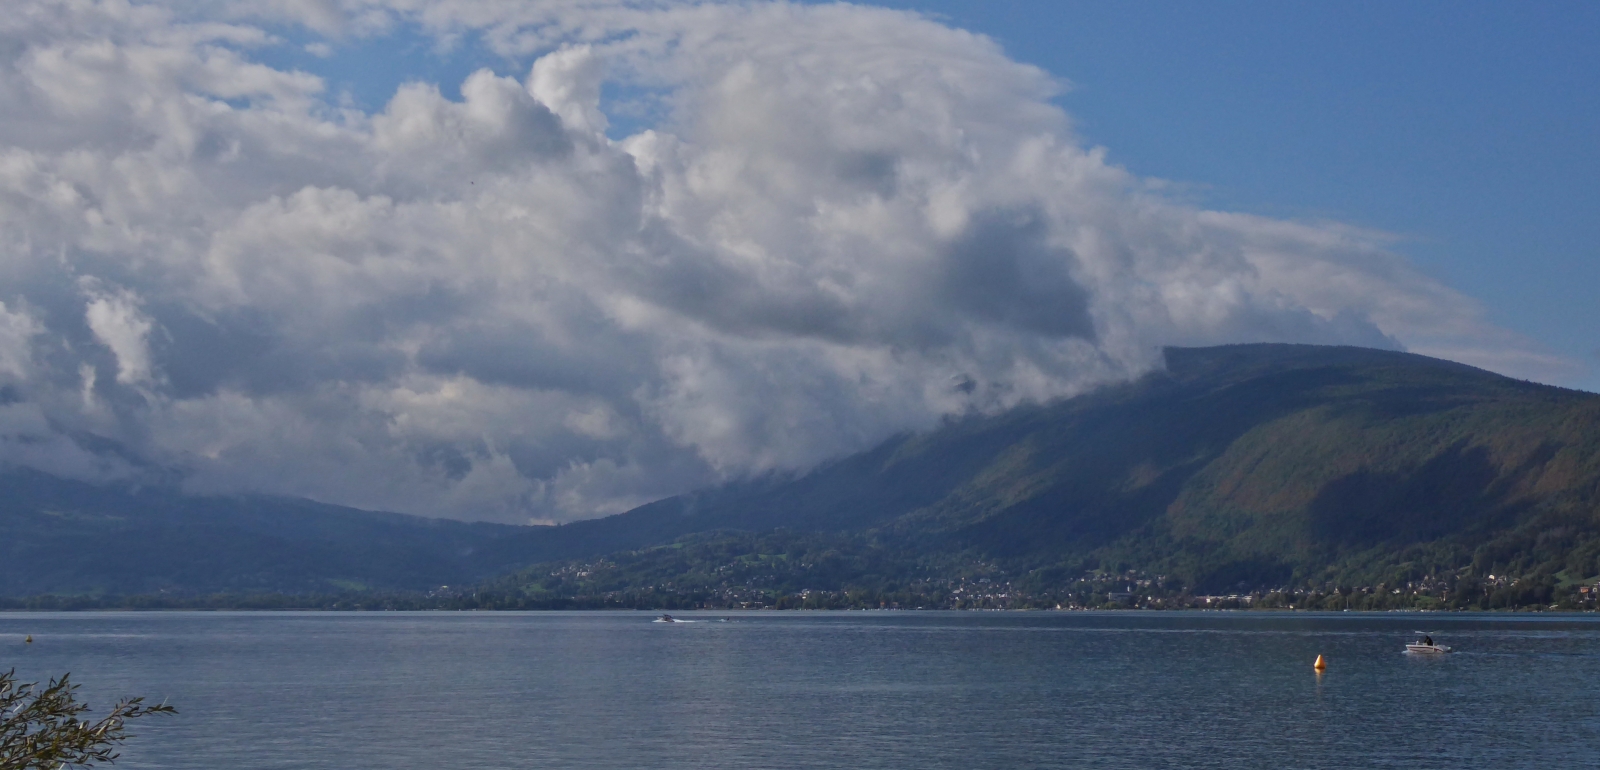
left=1405, top=636, right=1451, bottom=654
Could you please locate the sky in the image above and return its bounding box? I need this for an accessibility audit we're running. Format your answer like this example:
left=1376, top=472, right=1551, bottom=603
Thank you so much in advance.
left=0, top=0, right=1593, bottom=524
left=870, top=0, right=1600, bottom=389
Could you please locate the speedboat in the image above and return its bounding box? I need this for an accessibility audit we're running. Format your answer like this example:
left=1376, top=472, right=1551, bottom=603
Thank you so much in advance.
left=656, top=614, right=675, bottom=623
left=1405, top=637, right=1451, bottom=654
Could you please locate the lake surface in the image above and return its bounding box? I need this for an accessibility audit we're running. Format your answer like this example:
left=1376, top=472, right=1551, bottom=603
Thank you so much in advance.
left=2, top=611, right=1597, bottom=769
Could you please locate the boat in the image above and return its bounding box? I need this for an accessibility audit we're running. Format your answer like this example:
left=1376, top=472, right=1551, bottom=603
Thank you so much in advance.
left=656, top=614, right=675, bottom=623
left=1405, top=635, right=1451, bottom=654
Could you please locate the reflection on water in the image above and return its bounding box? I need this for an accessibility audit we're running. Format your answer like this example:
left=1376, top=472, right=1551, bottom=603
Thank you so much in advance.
left=2, top=611, right=1597, bottom=769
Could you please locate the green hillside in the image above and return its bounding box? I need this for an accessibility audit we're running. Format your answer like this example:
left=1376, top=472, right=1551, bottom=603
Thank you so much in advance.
left=7, top=343, right=1600, bottom=609
left=487, top=344, right=1600, bottom=608
left=893, top=345, right=1600, bottom=586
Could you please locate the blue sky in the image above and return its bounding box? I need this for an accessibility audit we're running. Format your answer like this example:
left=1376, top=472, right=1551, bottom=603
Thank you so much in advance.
left=262, top=1, right=1600, bottom=391
left=865, top=0, right=1600, bottom=390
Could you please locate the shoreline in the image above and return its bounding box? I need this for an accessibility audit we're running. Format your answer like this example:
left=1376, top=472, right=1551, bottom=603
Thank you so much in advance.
left=4, top=605, right=1597, bottom=614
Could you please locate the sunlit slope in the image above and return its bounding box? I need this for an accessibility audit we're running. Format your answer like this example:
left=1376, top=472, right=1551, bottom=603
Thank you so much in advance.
left=581, top=344, right=1600, bottom=589
left=881, top=345, right=1600, bottom=585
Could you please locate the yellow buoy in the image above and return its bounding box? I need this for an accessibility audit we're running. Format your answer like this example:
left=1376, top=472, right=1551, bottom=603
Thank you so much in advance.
left=24, top=635, right=32, bottom=644
left=1313, top=654, right=1325, bottom=670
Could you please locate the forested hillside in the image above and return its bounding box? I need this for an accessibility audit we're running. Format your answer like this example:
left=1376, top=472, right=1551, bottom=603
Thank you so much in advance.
left=8, top=344, right=1599, bottom=609
left=487, top=344, right=1600, bottom=609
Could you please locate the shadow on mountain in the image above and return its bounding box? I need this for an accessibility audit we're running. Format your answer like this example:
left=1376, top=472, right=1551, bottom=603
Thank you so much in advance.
left=1307, top=442, right=1538, bottom=549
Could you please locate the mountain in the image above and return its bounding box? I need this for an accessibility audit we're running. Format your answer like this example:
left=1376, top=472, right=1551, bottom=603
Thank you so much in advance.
left=7, top=343, right=1600, bottom=607
left=0, top=469, right=547, bottom=595
left=486, top=344, right=1600, bottom=607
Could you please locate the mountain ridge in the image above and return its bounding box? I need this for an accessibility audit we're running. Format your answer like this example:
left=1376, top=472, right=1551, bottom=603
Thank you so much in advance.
left=487, top=343, right=1600, bottom=605
left=5, top=343, right=1599, bottom=605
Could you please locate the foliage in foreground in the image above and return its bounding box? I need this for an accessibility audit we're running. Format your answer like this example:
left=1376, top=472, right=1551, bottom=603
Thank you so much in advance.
left=1, top=670, right=174, bottom=770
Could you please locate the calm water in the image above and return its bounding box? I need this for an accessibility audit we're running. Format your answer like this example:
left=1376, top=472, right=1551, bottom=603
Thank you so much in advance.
left=2, top=611, right=1598, bottom=769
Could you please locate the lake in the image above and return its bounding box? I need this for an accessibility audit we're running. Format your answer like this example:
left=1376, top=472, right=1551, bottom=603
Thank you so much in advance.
left=3, top=611, right=1597, bottom=769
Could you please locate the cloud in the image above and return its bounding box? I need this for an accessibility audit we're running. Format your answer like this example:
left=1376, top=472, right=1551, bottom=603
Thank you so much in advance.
left=0, top=0, right=1578, bottom=523
left=82, top=281, right=157, bottom=386
left=0, top=301, right=40, bottom=382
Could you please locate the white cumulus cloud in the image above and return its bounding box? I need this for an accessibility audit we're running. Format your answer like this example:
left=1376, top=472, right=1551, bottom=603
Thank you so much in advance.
left=0, top=0, right=1576, bottom=523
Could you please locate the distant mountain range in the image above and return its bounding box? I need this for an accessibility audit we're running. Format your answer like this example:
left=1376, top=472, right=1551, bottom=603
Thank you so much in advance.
left=6, top=344, right=1600, bottom=609
left=0, top=469, right=542, bottom=596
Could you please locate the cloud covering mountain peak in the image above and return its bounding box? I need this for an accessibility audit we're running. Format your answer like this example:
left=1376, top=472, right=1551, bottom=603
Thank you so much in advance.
left=0, top=0, right=1570, bottom=523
